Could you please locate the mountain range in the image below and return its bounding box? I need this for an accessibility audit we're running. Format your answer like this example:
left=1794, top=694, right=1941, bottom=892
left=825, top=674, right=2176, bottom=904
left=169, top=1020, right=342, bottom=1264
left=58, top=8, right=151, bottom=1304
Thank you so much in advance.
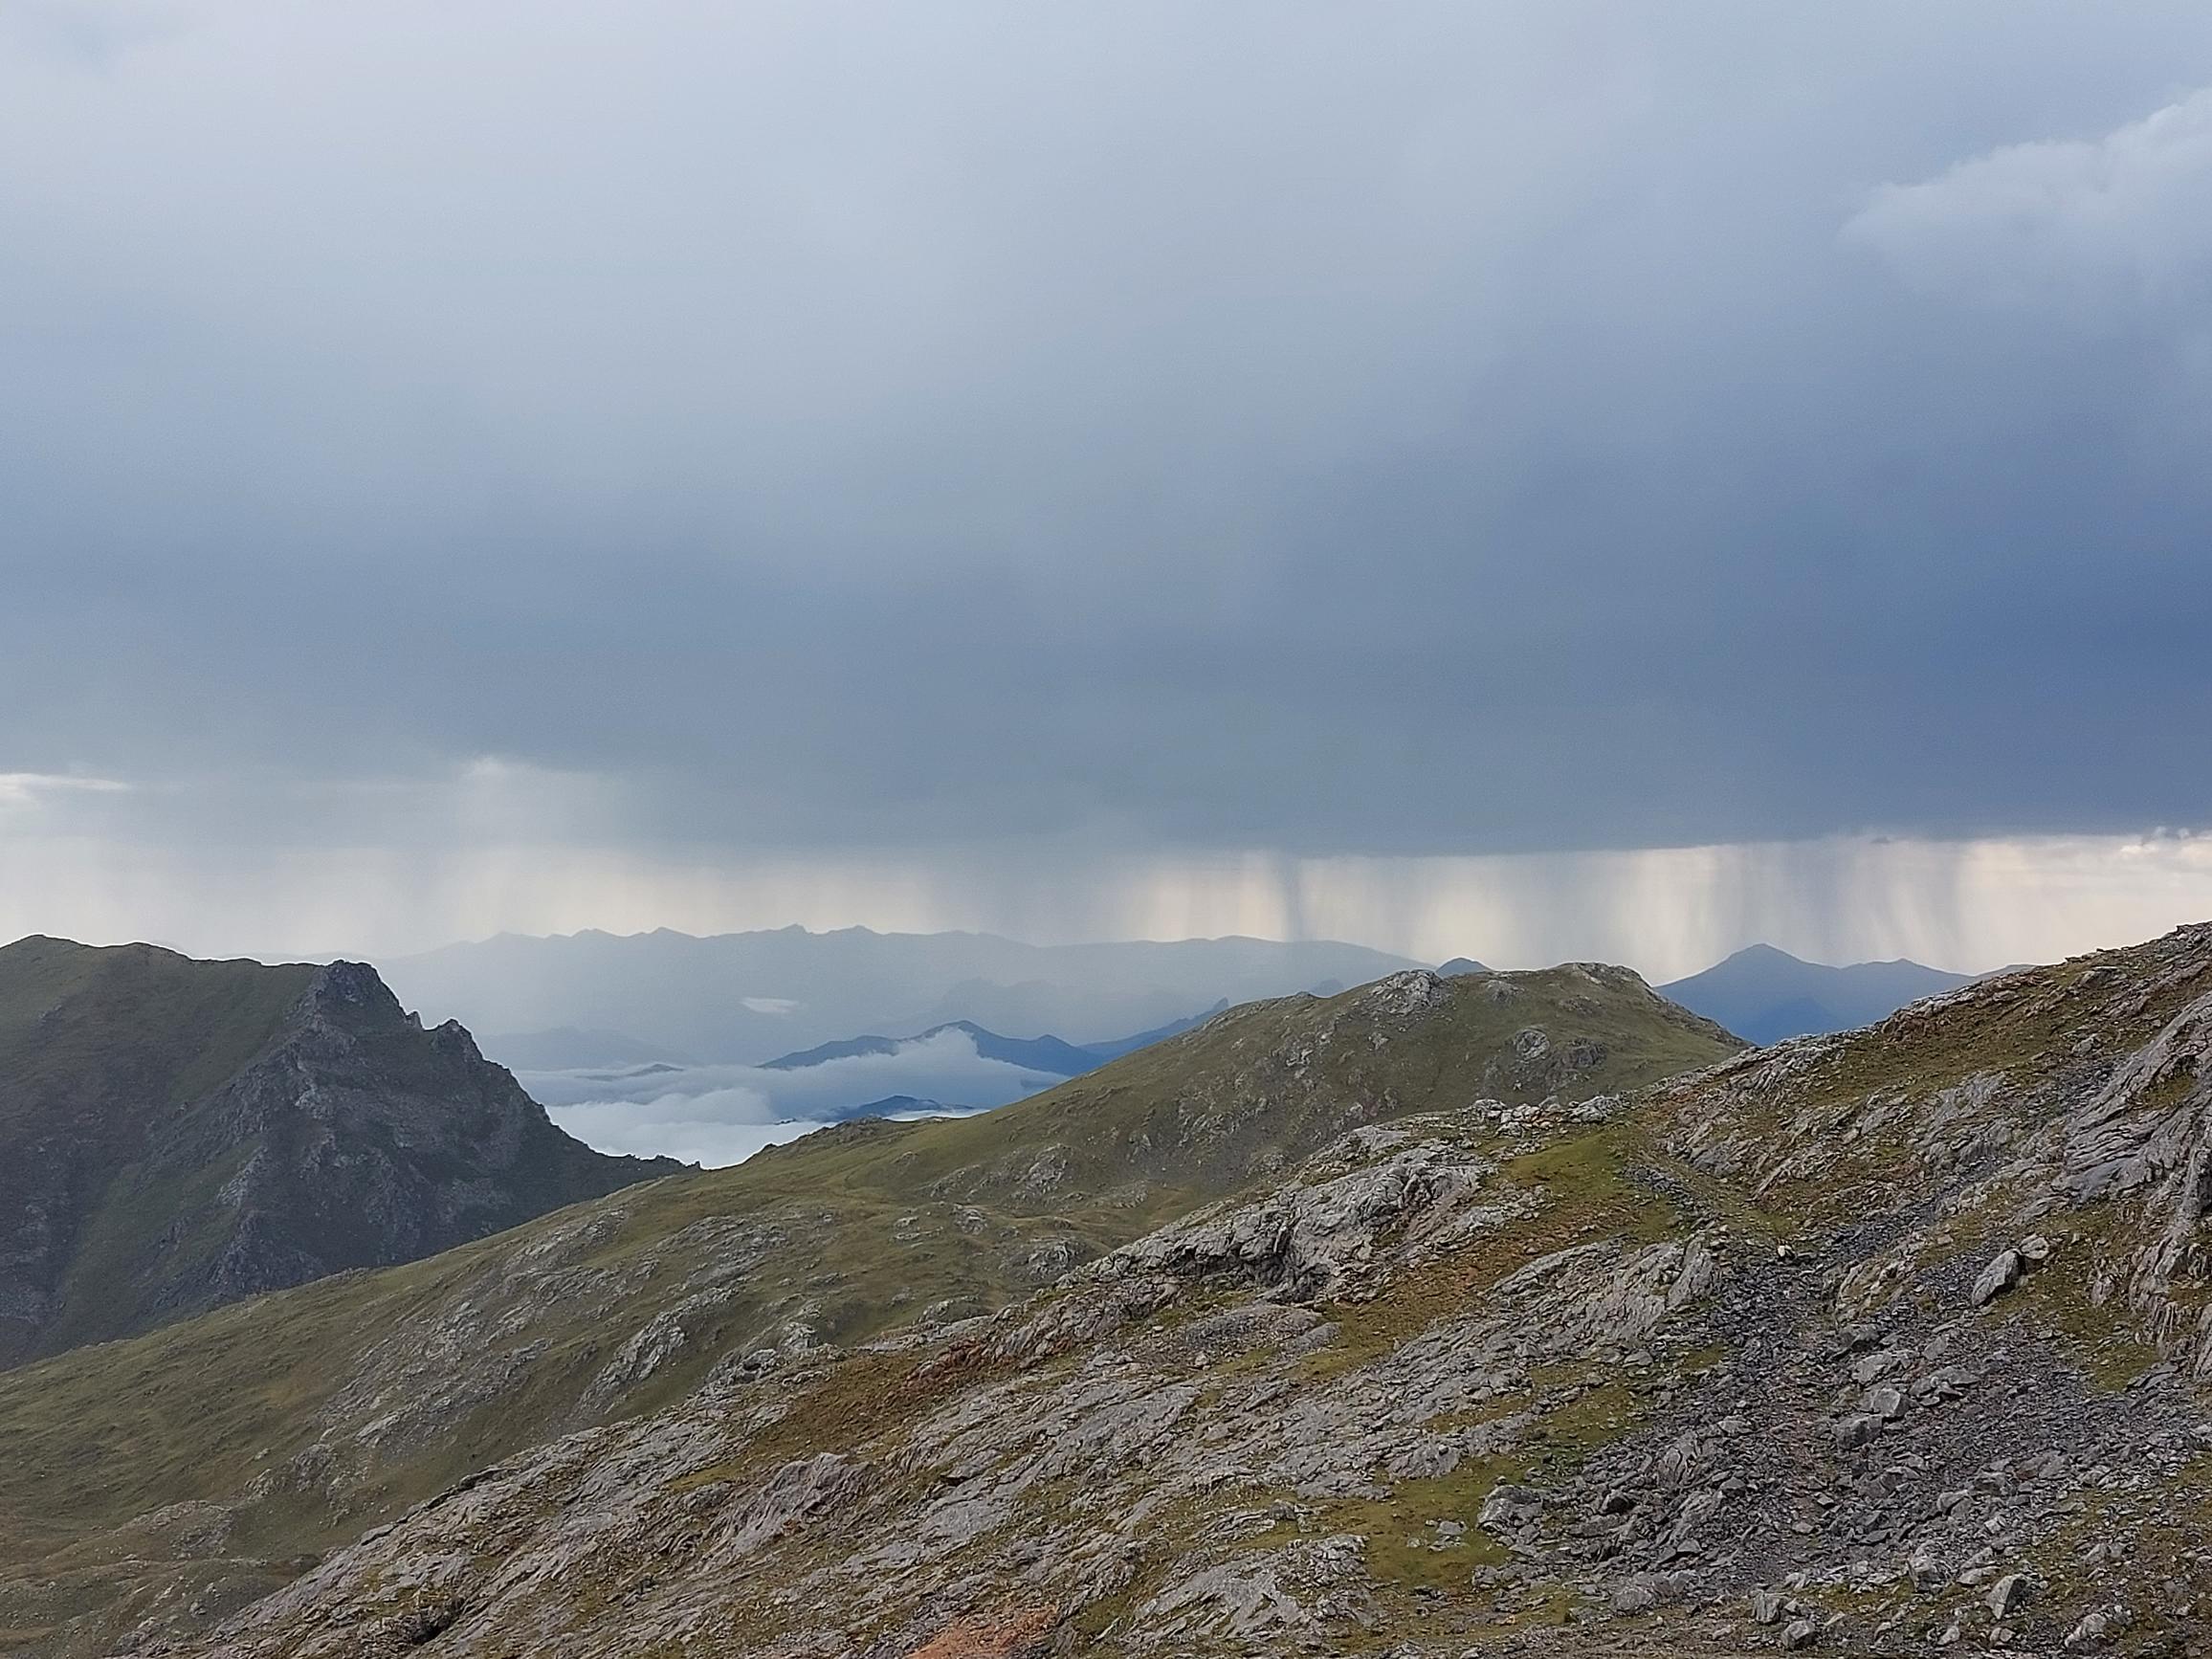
left=751, top=1006, right=1234, bottom=1101
left=1658, top=942, right=1973, bottom=1044
left=518, top=1006, right=1250, bottom=1166
left=476, top=1025, right=692, bottom=1070
left=0, top=955, right=1736, bottom=1654
left=381, top=925, right=1418, bottom=1067
left=405, top=929, right=1979, bottom=1082
left=757, top=1019, right=1104, bottom=1077
left=408, top=934, right=1989, bottom=1171
left=1, top=926, right=2208, bottom=1654
left=0, top=936, right=678, bottom=1369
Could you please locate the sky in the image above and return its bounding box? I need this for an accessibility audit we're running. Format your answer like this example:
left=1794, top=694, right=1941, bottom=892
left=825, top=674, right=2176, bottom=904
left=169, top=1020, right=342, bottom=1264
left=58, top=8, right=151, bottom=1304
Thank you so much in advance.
left=4, top=1, right=2211, bottom=976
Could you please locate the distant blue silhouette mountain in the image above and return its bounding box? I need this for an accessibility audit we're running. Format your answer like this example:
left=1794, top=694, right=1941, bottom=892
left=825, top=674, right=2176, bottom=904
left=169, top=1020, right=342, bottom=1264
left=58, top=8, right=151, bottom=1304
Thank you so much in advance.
left=1081, top=1001, right=1230, bottom=1062
left=1660, top=944, right=1969, bottom=1045
left=760, top=1020, right=1101, bottom=1076
left=1437, top=957, right=1489, bottom=976
left=826, top=1094, right=958, bottom=1123
left=385, top=925, right=1416, bottom=1065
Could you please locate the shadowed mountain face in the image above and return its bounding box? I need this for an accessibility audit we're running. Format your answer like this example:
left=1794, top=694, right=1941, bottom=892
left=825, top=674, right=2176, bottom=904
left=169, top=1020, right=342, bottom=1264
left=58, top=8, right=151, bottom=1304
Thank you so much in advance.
left=0, top=937, right=681, bottom=1368
left=1660, top=942, right=1971, bottom=1043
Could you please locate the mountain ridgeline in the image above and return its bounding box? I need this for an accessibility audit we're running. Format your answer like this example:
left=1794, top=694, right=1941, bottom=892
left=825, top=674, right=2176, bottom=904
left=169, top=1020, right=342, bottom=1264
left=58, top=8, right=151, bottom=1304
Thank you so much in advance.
left=1660, top=943, right=1972, bottom=1045
left=0, top=961, right=1737, bottom=1655
left=6, top=930, right=2212, bottom=1658
left=757, top=1020, right=1103, bottom=1077
left=383, top=924, right=1420, bottom=1065
left=752, top=1006, right=1236, bottom=1080
left=0, top=937, right=680, bottom=1368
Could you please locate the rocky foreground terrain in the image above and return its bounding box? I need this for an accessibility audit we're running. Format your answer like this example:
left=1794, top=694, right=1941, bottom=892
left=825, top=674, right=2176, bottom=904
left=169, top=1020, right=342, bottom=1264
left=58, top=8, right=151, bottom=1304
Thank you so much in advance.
left=0, top=938, right=679, bottom=1366
left=5, top=931, right=2210, bottom=1657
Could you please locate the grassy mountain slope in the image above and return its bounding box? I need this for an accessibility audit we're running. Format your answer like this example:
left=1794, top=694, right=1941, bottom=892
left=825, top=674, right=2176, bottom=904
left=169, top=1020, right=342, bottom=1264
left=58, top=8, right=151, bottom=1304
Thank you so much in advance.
left=0, top=937, right=317, bottom=1114
left=1080, top=1000, right=1228, bottom=1062
left=0, top=938, right=677, bottom=1368
left=0, top=964, right=1736, bottom=1656
left=70, top=923, right=2212, bottom=1658
left=795, top=962, right=1735, bottom=1213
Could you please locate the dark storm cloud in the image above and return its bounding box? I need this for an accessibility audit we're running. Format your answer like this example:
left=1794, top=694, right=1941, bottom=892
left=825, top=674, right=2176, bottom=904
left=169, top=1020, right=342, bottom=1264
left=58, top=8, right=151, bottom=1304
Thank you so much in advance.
left=4, top=0, right=2211, bottom=859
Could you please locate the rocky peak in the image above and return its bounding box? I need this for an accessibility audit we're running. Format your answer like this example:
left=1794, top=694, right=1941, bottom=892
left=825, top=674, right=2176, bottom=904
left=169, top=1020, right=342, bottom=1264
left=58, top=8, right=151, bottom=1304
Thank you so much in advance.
left=301, top=958, right=399, bottom=1016
left=1358, top=967, right=1451, bottom=1016
left=0, top=938, right=679, bottom=1367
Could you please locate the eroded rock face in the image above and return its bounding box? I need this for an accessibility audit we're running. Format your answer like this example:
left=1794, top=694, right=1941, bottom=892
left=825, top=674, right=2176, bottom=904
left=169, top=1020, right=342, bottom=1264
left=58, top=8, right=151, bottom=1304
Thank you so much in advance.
left=1084, top=1127, right=1505, bottom=1302
left=0, top=941, right=679, bottom=1366
left=2057, top=977, right=2212, bottom=1363
left=1969, top=1249, right=2023, bottom=1305
left=29, top=927, right=2212, bottom=1659
left=173, top=965, right=684, bottom=1313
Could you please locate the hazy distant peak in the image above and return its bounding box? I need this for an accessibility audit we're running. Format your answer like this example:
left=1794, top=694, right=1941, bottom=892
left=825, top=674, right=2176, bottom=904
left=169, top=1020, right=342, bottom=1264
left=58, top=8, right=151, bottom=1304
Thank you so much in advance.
left=1708, top=941, right=1968, bottom=975
left=1661, top=941, right=1971, bottom=1044
left=381, top=928, right=1420, bottom=1067
left=1714, top=940, right=1799, bottom=965
left=759, top=1020, right=1101, bottom=1077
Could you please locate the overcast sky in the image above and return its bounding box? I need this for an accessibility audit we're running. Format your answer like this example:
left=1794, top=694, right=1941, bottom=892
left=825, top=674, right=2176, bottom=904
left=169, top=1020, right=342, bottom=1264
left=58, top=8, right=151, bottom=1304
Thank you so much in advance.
left=5, top=1, right=2211, bottom=971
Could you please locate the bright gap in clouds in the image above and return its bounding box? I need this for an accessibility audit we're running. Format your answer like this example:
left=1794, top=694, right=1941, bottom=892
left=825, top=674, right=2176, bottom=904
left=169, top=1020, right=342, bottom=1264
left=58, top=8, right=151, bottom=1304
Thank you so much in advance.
left=2, top=765, right=2210, bottom=981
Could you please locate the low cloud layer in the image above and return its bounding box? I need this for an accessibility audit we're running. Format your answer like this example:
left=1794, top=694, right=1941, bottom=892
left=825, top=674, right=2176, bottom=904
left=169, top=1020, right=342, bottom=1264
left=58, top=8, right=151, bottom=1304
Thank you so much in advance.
left=545, top=1095, right=980, bottom=1172
left=525, top=1027, right=1038, bottom=1166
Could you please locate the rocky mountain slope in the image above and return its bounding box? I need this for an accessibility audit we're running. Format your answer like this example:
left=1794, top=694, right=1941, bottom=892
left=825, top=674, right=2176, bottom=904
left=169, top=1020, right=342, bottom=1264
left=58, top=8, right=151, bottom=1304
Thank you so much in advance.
left=13, top=927, right=2212, bottom=1655
left=0, top=937, right=680, bottom=1368
left=0, top=962, right=1734, bottom=1656
left=129, top=922, right=2212, bottom=1659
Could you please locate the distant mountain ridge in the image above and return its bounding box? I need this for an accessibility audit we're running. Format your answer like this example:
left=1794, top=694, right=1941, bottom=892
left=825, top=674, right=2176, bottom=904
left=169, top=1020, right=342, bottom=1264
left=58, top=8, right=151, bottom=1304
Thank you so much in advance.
left=0, top=936, right=679, bottom=1368
left=1659, top=941, right=1971, bottom=1043
left=760, top=1019, right=1100, bottom=1077
left=1081, top=999, right=1230, bottom=1060
left=453, top=932, right=1976, bottom=1086
left=839, top=1094, right=956, bottom=1119
left=527, top=1010, right=1240, bottom=1160
left=383, top=925, right=1418, bottom=1066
